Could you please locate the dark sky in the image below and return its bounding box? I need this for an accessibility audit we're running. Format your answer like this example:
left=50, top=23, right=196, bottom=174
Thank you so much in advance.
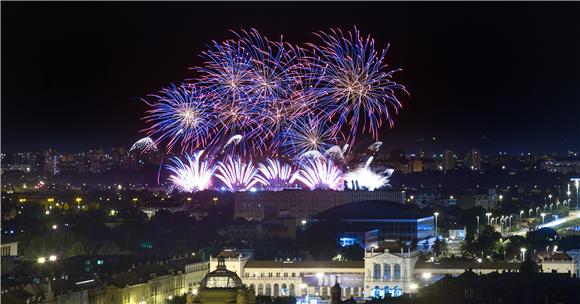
left=2, top=2, right=579, bottom=154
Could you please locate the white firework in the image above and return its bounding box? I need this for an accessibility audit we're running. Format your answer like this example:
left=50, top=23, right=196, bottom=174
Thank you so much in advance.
left=254, top=159, right=294, bottom=191
left=298, top=150, right=325, bottom=162
left=215, top=155, right=261, bottom=191
left=367, top=141, right=383, bottom=153
left=344, top=166, right=392, bottom=191
left=324, top=145, right=345, bottom=163
left=167, top=151, right=215, bottom=192
left=130, top=137, right=158, bottom=153
left=291, top=158, right=343, bottom=190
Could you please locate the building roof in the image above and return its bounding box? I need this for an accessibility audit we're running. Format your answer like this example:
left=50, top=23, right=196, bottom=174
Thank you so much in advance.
left=217, top=249, right=241, bottom=259
left=415, top=260, right=521, bottom=271
left=314, top=201, right=429, bottom=221
left=244, top=260, right=364, bottom=269
left=543, top=252, right=574, bottom=261
left=200, top=258, right=243, bottom=289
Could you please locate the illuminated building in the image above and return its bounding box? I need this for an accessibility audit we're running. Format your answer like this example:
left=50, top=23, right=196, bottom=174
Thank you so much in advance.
left=0, top=242, right=18, bottom=256
left=315, top=201, right=435, bottom=243
left=234, top=190, right=405, bottom=224
left=442, top=150, right=455, bottom=171
left=1, top=257, right=209, bottom=304
left=364, top=242, right=420, bottom=298
left=539, top=252, right=578, bottom=276
left=466, top=148, right=481, bottom=170
left=192, top=257, right=256, bottom=304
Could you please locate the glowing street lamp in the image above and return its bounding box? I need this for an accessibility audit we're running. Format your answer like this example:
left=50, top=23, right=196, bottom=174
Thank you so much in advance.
left=572, top=178, right=580, bottom=210
left=520, top=248, right=527, bottom=261
left=49, top=255, right=57, bottom=261
left=37, top=257, right=46, bottom=264
left=541, top=213, right=546, bottom=224
left=529, top=208, right=533, bottom=218
left=486, top=212, right=492, bottom=225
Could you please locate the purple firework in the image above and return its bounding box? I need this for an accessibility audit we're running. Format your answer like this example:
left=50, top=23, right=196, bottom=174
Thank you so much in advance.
left=308, top=27, right=407, bottom=145
left=143, top=84, right=217, bottom=153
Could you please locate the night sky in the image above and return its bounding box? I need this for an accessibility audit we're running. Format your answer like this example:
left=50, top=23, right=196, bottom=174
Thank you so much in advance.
left=2, top=2, right=579, bottom=154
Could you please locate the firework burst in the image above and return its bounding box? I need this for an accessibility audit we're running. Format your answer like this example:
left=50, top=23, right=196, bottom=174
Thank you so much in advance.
left=255, top=159, right=295, bottom=190
left=282, top=116, right=335, bottom=157
left=129, top=137, right=158, bottom=154
left=291, top=158, right=343, bottom=190
left=308, top=27, right=407, bottom=144
left=143, top=84, right=217, bottom=153
left=215, top=155, right=261, bottom=191
left=166, top=151, right=216, bottom=192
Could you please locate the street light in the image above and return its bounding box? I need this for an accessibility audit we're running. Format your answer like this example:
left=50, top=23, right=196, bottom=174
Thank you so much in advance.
left=573, top=178, right=580, bottom=210
left=520, top=248, right=527, bottom=262
left=37, top=257, right=46, bottom=264
left=49, top=255, right=57, bottom=261
left=486, top=212, right=492, bottom=225
left=434, top=212, right=439, bottom=237
left=541, top=213, right=546, bottom=225
left=409, top=283, right=418, bottom=297
left=529, top=208, right=533, bottom=218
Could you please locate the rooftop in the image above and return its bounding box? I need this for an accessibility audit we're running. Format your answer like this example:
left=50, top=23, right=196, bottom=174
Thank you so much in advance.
left=244, top=260, right=364, bottom=269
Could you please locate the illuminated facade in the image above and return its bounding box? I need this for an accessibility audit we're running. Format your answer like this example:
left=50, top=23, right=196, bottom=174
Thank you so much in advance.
left=363, top=243, right=420, bottom=298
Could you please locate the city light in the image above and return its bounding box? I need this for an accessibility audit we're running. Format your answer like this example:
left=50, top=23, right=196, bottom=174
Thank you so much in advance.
left=49, top=255, right=57, bottom=261
left=37, top=257, right=46, bottom=264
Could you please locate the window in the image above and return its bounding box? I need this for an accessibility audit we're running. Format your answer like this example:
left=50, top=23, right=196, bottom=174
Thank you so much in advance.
left=283, top=273, right=288, bottom=277
left=268, top=273, right=273, bottom=277
left=383, top=264, right=391, bottom=280
left=373, top=263, right=381, bottom=279
left=393, top=264, right=401, bottom=280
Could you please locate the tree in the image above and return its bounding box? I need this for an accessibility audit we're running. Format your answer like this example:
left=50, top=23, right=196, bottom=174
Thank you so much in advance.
left=97, top=241, right=122, bottom=255
left=433, top=238, right=448, bottom=256
left=69, top=241, right=87, bottom=256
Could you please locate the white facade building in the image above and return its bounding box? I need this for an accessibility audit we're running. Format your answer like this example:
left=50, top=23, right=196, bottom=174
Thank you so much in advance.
left=363, top=243, right=419, bottom=297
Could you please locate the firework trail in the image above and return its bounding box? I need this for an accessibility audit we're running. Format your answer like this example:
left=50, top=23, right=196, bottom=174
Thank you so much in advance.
left=166, top=151, right=216, bottom=192
left=254, top=159, right=295, bottom=191
left=143, top=84, right=217, bottom=153
left=291, top=158, right=343, bottom=190
left=308, top=27, right=407, bottom=145
left=215, top=155, right=261, bottom=191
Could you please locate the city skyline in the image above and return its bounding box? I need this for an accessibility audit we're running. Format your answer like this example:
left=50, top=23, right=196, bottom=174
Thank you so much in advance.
left=2, top=2, right=579, bottom=154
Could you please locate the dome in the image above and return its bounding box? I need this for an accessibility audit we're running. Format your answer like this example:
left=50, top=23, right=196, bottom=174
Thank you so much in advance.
left=199, top=257, right=243, bottom=289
